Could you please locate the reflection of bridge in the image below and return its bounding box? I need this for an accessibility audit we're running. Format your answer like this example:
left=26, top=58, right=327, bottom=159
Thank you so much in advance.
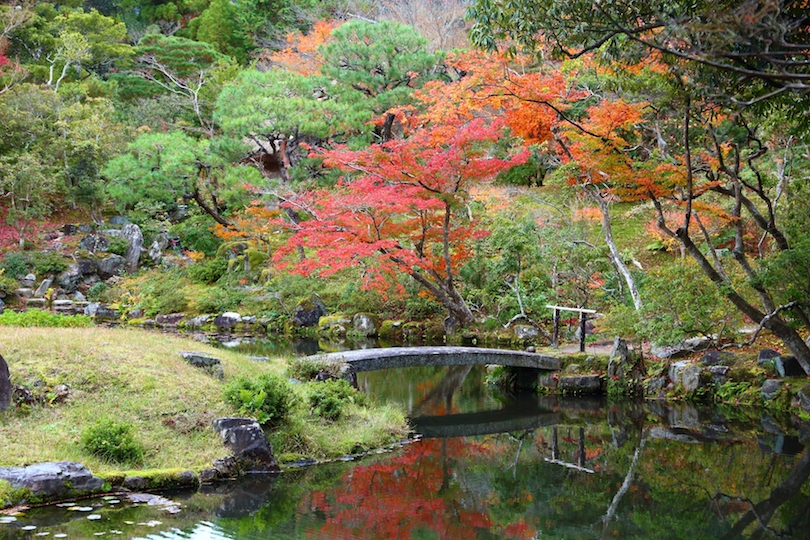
left=314, top=346, right=560, bottom=373
left=412, top=408, right=561, bottom=439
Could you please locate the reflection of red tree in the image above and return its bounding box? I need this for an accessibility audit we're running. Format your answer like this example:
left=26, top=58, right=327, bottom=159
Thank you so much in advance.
left=304, top=439, right=534, bottom=539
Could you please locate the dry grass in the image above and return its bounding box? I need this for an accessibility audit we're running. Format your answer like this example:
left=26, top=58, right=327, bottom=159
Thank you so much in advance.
left=0, top=327, right=285, bottom=472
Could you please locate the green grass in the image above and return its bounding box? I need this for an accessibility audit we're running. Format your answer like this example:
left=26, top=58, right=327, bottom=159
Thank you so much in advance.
left=0, top=327, right=409, bottom=473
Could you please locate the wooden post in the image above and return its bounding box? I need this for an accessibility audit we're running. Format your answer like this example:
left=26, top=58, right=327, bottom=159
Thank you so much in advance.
left=552, top=426, right=559, bottom=460
left=552, top=308, right=560, bottom=348
left=578, top=427, right=586, bottom=468
left=579, top=312, right=587, bottom=352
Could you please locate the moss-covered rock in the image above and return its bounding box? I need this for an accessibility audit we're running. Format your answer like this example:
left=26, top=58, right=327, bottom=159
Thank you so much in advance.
left=379, top=320, right=404, bottom=340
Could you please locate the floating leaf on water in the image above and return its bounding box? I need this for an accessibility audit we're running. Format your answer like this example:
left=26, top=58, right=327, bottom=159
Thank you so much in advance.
left=105, top=500, right=120, bottom=505
left=0, top=517, right=17, bottom=524
left=75, top=507, right=94, bottom=512
left=87, top=514, right=102, bottom=521
left=109, top=530, right=123, bottom=535
left=54, top=534, right=68, bottom=538
left=56, top=503, right=77, bottom=508
left=36, top=532, right=50, bottom=537
left=123, top=521, right=134, bottom=525
left=21, top=525, right=37, bottom=531
left=102, top=496, right=115, bottom=501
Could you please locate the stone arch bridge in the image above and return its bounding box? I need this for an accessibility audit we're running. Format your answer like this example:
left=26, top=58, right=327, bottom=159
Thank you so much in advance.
left=312, top=346, right=561, bottom=373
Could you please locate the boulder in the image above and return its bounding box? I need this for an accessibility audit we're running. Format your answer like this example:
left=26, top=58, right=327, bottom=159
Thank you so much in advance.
left=669, top=361, right=702, bottom=392
left=61, top=224, right=78, bottom=236
left=148, top=233, right=171, bottom=264
left=557, top=375, right=602, bottom=395
left=758, top=348, right=781, bottom=365
left=796, top=386, right=810, bottom=412
left=352, top=313, right=378, bottom=337
left=761, top=379, right=783, bottom=400
left=607, top=337, right=644, bottom=380
left=180, top=351, right=224, bottom=378
left=0, top=353, right=10, bottom=411
left=59, top=265, right=83, bottom=293
left=707, top=365, right=730, bottom=385
left=80, top=234, right=108, bottom=252
left=97, top=254, right=126, bottom=279
left=121, top=223, right=144, bottom=273
left=0, top=462, right=104, bottom=500
left=702, top=349, right=735, bottom=366
left=212, top=418, right=280, bottom=474
left=78, top=224, right=94, bottom=233
left=108, top=216, right=130, bottom=226
left=0, top=298, right=4, bottom=315
left=775, top=356, right=806, bottom=377
left=293, top=294, right=326, bottom=327
left=33, top=278, right=52, bottom=298
left=156, top=313, right=185, bottom=326
left=25, top=298, right=47, bottom=310
left=19, top=274, right=36, bottom=288
left=84, top=302, right=100, bottom=317
left=95, top=306, right=120, bottom=321
left=214, top=312, right=242, bottom=330
left=513, top=324, right=539, bottom=341
left=187, top=315, right=212, bottom=328
left=127, top=308, right=143, bottom=319
left=651, top=336, right=712, bottom=359
left=319, top=315, right=351, bottom=336
left=15, top=288, right=34, bottom=301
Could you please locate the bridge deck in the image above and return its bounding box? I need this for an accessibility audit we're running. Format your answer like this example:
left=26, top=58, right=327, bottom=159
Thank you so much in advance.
left=312, top=346, right=560, bottom=373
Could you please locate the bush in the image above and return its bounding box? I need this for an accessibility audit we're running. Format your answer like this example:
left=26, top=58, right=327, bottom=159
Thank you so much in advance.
left=29, top=251, right=68, bottom=276
left=307, top=379, right=366, bottom=421
left=0, top=272, right=18, bottom=297
left=287, top=357, right=342, bottom=381
left=187, top=257, right=228, bottom=285
left=80, top=419, right=145, bottom=465
left=224, top=374, right=295, bottom=427
left=193, top=286, right=247, bottom=313
left=106, top=235, right=130, bottom=256
left=87, top=282, right=108, bottom=301
left=0, top=252, right=29, bottom=278
left=0, top=310, right=94, bottom=327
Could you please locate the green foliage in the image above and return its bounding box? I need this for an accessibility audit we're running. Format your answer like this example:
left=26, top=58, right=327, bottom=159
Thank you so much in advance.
left=86, top=281, right=108, bottom=301
left=286, top=357, right=340, bottom=381
left=80, top=419, right=145, bottom=465
left=186, top=257, right=228, bottom=285
left=0, top=252, right=30, bottom=278
left=169, top=214, right=222, bottom=256
left=106, top=235, right=130, bottom=256
left=194, top=0, right=253, bottom=63
left=0, top=310, right=94, bottom=327
left=307, top=379, right=366, bottom=421
left=193, top=286, right=246, bottom=313
left=224, top=374, right=295, bottom=427
left=28, top=251, right=69, bottom=276
left=135, top=270, right=189, bottom=315
left=0, top=272, right=18, bottom=297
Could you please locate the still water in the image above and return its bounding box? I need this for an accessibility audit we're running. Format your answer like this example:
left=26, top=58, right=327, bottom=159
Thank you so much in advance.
left=2, top=363, right=809, bottom=539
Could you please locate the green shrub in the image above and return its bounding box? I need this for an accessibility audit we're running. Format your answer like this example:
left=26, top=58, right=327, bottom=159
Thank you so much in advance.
left=307, top=379, right=366, bottom=421
left=87, top=282, right=108, bottom=301
left=169, top=214, right=222, bottom=256
left=0, top=310, right=94, bottom=327
left=29, top=251, right=68, bottom=276
left=224, top=374, right=295, bottom=427
left=194, top=286, right=247, bottom=314
left=187, top=258, right=228, bottom=285
left=106, top=235, right=130, bottom=256
left=287, top=357, right=341, bottom=381
left=80, top=419, right=145, bottom=465
left=0, top=252, right=30, bottom=278
left=0, top=271, right=18, bottom=296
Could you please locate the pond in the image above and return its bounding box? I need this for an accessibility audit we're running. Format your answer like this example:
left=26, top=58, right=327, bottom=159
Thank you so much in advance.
left=2, top=364, right=809, bottom=539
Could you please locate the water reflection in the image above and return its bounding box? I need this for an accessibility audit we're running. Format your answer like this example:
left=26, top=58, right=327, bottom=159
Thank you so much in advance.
left=3, top=365, right=809, bottom=539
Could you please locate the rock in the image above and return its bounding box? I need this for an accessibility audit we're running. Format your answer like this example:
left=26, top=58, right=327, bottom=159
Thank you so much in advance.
left=214, top=312, right=242, bottom=330
left=775, top=356, right=806, bottom=377
left=96, top=254, right=126, bottom=279
left=607, top=337, right=643, bottom=379
left=0, top=298, right=4, bottom=315
left=758, top=348, right=781, bottom=365
left=187, top=315, right=211, bottom=328
left=242, top=315, right=257, bottom=325
left=14, top=288, right=34, bottom=302
left=761, top=379, right=783, bottom=400
left=78, top=224, right=94, bottom=233
left=212, top=418, right=280, bottom=474
left=34, top=278, right=52, bottom=298
left=108, top=216, right=130, bottom=226
left=25, top=298, right=47, bottom=310
left=293, top=294, right=326, bottom=327
left=796, top=386, right=810, bottom=412
left=564, top=364, right=581, bottom=374
left=0, top=462, right=104, bottom=500
left=59, top=265, right=82, bottom=293
left=156, top=313, right=185, bottom=326
left=557, top=375, right=602, bottom=395
left=513, top=324, right=539, bottom=341
left=0, top=353, right=10, bottom=411
left=71, top=291, right=86, bottom=302
left=319, top=315, right=351, bottom=336
left=148, top=233, right=171, bottom=264
left=121, top=224, right=144, bottom=273
left=646, top=376, right=668, bottom=396
left=127, top=308, right=143, bottom=319
left=84, top=302, right=100, bottom=317
left=707, top=365, right=730, bottom=385
left=52, top=300, right=75, bottom=315
left=123, top=476, right=148, bottom=490
left=212, top=456, right=239, bottom=478
left=651, top=336, right=712, bottom=359
left=169, top=205, right=189, bottom=222
left=20, top=274, right=36, bottom=288
left=80, top=234, right=108, bottom=252
left=247, top=356, right=270, bottom=362
left=669, top=361, right=702, bottom=392
left=180, top=351, right=224, bottom=378
left=61, top=224, right=78, bottom=236
left=352, top=313, right=378, bottom=337
left=702, top=349, right=734, bottom=366
left=95, top=306, right=120, bottom=321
